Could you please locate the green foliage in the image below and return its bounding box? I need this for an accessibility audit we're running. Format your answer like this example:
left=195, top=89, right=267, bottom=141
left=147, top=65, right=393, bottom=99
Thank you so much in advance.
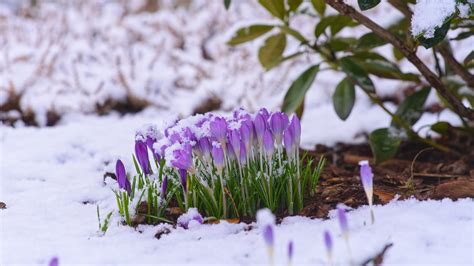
left=226, top=0, right=472, bottom=162
left=282, top=65, right=319, bottom=115
left=333, top=77, right=356, bottom=121
left=227, top=25, right=274, bottom=46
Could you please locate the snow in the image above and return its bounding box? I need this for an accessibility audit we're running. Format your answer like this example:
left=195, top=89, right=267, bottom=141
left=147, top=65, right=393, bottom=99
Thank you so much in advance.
left=1, top=112, right=473, bottom=265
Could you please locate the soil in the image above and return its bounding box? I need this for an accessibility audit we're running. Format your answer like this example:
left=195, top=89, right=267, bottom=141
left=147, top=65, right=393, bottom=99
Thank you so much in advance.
left=300, top=131, right=474, bottom=219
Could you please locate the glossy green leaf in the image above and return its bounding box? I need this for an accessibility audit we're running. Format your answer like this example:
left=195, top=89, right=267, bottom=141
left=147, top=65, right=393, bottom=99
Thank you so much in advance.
left=356, top=32, right=387, bottom=50
left=392, top=86, right=431, bottom=128
left=325, top=38, right=356, bottom=51
left=330, top=15, right=354, bottom=36
left=227, top=25, right=274, bottom=46
left=258, top=0, right=286, bottom=20
left=358, top=0, right=381, bottom=10
left=282, top=65, right=320, bottom=114
left=333, top=77, right=356, bottom=120
left=357, top=59, right=420, bottom=82
left=339, top=57, right=376, bottom=93
left=258, top=33, right=287, bottom=70
left=314, top=16, right=334, bottom=37
left=288, top=0, right=303, bottom=12
left=311, top=0, right=326, bottom=16
left=418, top=20, right=451, bottom=48
left=431, top=121, right=451, bottom=135
left=369, top=128, right=402, bottom=163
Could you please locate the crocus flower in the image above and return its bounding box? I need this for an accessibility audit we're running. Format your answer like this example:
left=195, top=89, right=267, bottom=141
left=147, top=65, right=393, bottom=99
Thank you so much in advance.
left=179, top=169, right=187, bottom=192
left=226, top=139, right=236, bottom=161
left=263, top=130, right=274, bottom=159
left=289, top=115, right=301, bottom=147
left=287, top=240, right=294, bottom=265
left=116, top=160, right=131, bottom=195
left=198, top=137, right=212, bottom=161
left=210, top=117, right=227, bottom=145
left=145, top=136, right=160, bottom=161
left=135, top=140, right=151, bottom=175
left=254, top=113, right=267, bottom=145
left=161, top=175, right=168, bottom=199
left=212, top=143, right=224, bottom=172
left=228, top=129, right=241, bottom=158
left=323, top=230, right=333, bottom=264
left=240, top=120, right=253, bottom=152
left=269, top=112, right=289, bottom=145
left=171, top=144, right=193, bottom=171
left=49, top=257, right=58, bottom=266
left=177, top=208, right=204, bottom=229
left=283, top=127, right=294, bottom=159
left=337, top=205, right=348, bottom=237
left=257, top=208, right=276, bottom=263
left=239, top=141, right=247, bottom=165
left=259, top=107, right=270, bottom=121
left=262, top=224, right=274, bottom=248
left=359, top=160, right=374, bottom=224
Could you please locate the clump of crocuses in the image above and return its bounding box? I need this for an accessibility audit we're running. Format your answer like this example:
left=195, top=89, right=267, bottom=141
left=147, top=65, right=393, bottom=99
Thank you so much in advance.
left=111, top=108, right=325, bottom=225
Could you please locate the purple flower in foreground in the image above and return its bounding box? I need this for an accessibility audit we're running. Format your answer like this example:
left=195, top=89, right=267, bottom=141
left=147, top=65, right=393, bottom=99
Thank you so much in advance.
left=116, top=160, right=131, bottom=195
left=289, top=115, right=301, bottom=147
left=210, top=117, right=228, bottom=144
left=177, top=208, right=204, bottom=229
left=283, top=127, right=294, bottom=159
left=226, top=139, right=236, bottom=161
left=161, top=175, right=168, bottom=199
left=263, top=130, right=274, bottom=159
left=259, top=107, right=270, bottom=121
left=228, top=129, right=241, bottom=158
left=49, top=257, right=58, bottom=266
left=323, top=230, right=333, bottom=255
left=145, top=136, right=160, bottom=161
left=240, top=119, right=253, bottom=150
left=135, top=140, right=151, bottom=175
left=254, top=113, right=267, bottom=145
left=288, top=240, right=294, bottom=262
left=359, top=160, right=375, bottom=223
left=337, top=205, right=349, bottom=236
left=198, top=137, right=212, bottom=161
left=269, top=112, right=289, bottom=144
left=262, top=224, right=274, bottom=247
left=171, top=144, right=193, bottom=171
left=179, top=169, right=187, bottom=192
left=212, top=143, right=225, bottom=172
left=239, top=141, right=247, bottom=165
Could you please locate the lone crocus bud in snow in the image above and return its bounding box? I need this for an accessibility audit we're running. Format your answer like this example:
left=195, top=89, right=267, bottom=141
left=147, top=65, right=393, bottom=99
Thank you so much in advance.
left=116, top=160, right=131, bottom=195
left=49, top=257, right=58, bottom=266
left=359, top=160, right=375, bottom=224
left=287, top=240, right=294, bottom=266
left=323, top=230, right=333, bottom=265
left=257, top=208, right=276, bottom=265
left=177, top=208, right=203, bottom=229
left=135, top=140, right=151, bottom=175
left=337, top=204, right=353, bottom=264
left=263, top=130, right=274, bottom=159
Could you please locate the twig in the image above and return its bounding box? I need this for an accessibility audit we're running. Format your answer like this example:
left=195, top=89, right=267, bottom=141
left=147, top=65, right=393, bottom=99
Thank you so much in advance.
left=324, top=0, right=474, bottom=120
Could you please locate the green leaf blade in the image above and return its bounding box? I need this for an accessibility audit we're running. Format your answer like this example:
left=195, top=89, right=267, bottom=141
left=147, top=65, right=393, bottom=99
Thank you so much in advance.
left=282, top=65, right=320, bottom=114
left=369, top=128, right=402, bottom=163
left=227, top=25, right=274, bottom=46
left=358, top=0, right=381, bottom=11
left=332, top=77, right=356, bottom=121
left=258, top=33, right=287, bottom=70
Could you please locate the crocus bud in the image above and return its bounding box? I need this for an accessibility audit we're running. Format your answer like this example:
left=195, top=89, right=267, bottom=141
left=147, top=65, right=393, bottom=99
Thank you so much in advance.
left=283, top=127, right=294, bottom=159
left=337, top=205, right=349, bottom=237
left=287, top=240, right=294, bottom=264
left=198, top=137, right=212, bottom=161
left=323, top=230, right=333, bottom=263
left=179, top=169, right=187, bottom=193
left=135, top=140, right=151, bottom=175
left=269, top=112, right=289, bottom=145
left=359, top=160, right=374, bottom=206
left=116, top=160, right=131, bottom=195
left=289, top=115, right=301, bottom=147
left=257, top=208, right=276, bottom=265
left=226, top=138, right=236, bottom=161
left=49, top=257, right=59, bottom=266
left=262, top=224, right=274, bottom=247
left=161, top=175, right=168, bottom=199
left=254, top=113, right=267, bottom=145
left=259, top=108, right=270, bottom=121
left=239, top=141, right=247, bottom=165
left=263, top=130, right=274, bottom=159
left=212, top=143, right=224, bottom=172
left=171, top=144, right=193, bottom=171
left=228, top=129, right=241, bottom=158
left=145, top=136, right=160, bottom=161
left=210, top=117, right=227, bottom=145
left=240, top=120, right=252, bottom=151
left=177, top=208, right=203, bottom=229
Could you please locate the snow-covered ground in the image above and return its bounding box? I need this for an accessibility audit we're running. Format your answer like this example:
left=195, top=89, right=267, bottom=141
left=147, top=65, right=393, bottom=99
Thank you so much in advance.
left=1, top=111, right=473, bottom=265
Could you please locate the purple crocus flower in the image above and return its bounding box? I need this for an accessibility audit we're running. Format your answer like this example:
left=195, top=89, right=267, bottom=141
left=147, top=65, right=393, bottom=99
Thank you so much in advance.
left=145, top=136, right=160, bottom=161
left=179, top=169, right=187, bottom=192
left=135, top=140, right=151, bottom=175
left=177, top=208, right=204, bottom=229
left=359, top=160, right=374, bottom=223
left=171, top=144, right=193, bottom=171
left=239, top=141, right=247, bottom=165
left=240, top=120, right=253, bottom=151
left=212, top=143, right=225, bottom=172
left=116, top=160, right=131, bottom=195
left=283, top=127, right=294, bottom=159
left=288, top=240, right=294, bottom=262
left=289, top=115, right=301, bottom=147
left=228, top=129, right=241, bottom=158
left=262, top=224, right=274, bottom=247
left=210, top=117, right=228, bottom=144
left=259, top=107, right=270, bottom=121
left=198, top=137, right=212, bottom=161
left=254, top=113, right=267, bottom=145
left=337, top=205, right=349, bottom=236
left=49, top=257, right=58, bottom=266
left=323, top=230, right=333, bottom=254
left=263, top=130, right=274, bottom=159
left=226, top=139, right=236, bottom=161
left=269, top=112, right=289, bottom=145
left=161, top=175, right=168, bottom=199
